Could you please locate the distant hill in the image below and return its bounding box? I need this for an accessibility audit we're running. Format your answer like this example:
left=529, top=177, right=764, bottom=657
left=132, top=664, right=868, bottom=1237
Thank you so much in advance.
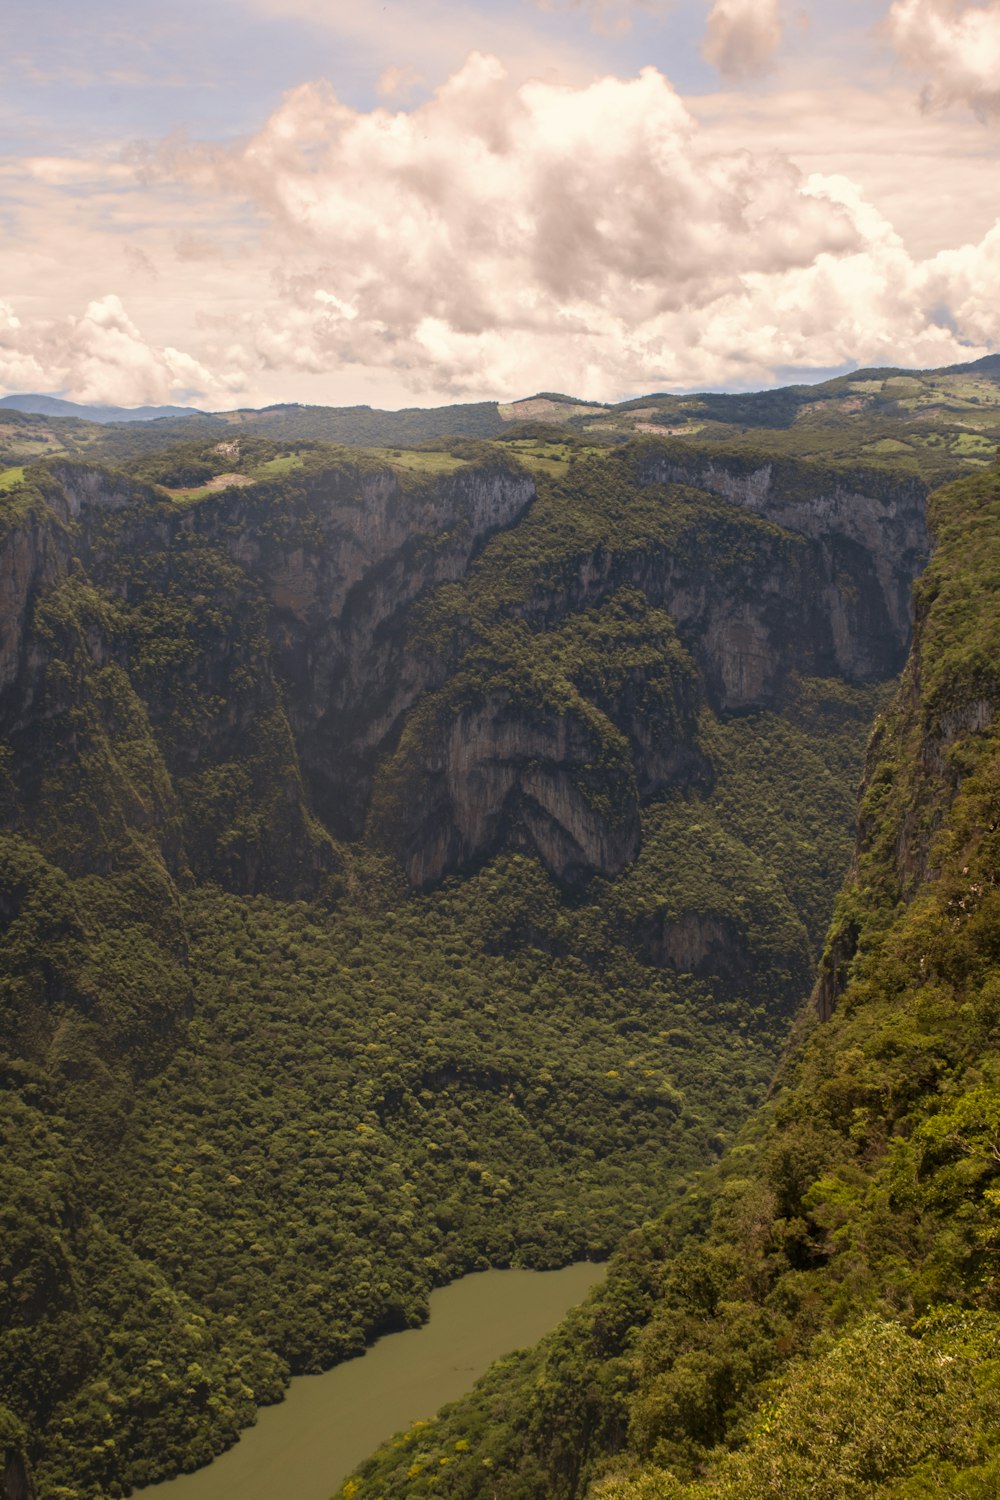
left=5, top=350, right=1000, bottom=463
left=0, top=393, right=203, bottom=423
left=220, top=399, right=508, bottom=444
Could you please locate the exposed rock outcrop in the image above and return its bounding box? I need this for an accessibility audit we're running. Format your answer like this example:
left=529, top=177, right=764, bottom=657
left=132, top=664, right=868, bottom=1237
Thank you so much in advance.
left=636, top=447, right=930, bottom=682
left=0, top=457, right=535, bottom=892
left=371, top=691, right=642, bottom=888
left=0, top=443, right=932, bottom=895
left=370, top=454, right=930, bottom=887
left=222, top=462, right=536, bottom=834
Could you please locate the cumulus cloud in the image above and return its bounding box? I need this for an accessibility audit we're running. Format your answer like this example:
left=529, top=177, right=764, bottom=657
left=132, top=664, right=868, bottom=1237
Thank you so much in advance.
left=888, top=0, right=1000, bottom=117
left=702, top=0, right=784, bottom=80
left=0, top=293, right=236, bottom=407
left=376, top=64, right=424, bottom=101
left=5, top=53, right=1000, bottom=407
left=134, top=55, right=882, bottom=396
left=68, top=295, right=219, bottom=406
left=0, top=303, right=51, bottom=395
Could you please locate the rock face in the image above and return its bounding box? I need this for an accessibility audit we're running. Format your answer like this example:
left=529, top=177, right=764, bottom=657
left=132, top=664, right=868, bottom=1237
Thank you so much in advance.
left=809, top=466, right=999, bottom=1023
left=0, top=445, right=930, bottom=894
left=2, top=1450, right=33, bottom=1500
left=636, top=448, right=930, bottom=694
left=0, top=457, right=535, bottom=894
left=639, top=910, right=774, bottom=1001
left=372, top=690, right=644, bottom=887
left=369, top=588, right=709, bottom=887
left=236, top=463, right=536, bottom=835
left=370, top=453, right=930, bottom=887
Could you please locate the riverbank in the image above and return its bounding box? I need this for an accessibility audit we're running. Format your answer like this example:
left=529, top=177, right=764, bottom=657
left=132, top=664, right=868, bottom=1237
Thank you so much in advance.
left=133, top=1262, right=605, bottom=1500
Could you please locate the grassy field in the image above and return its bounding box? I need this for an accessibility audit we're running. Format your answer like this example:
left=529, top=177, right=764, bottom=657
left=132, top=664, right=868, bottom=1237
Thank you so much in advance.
left=252, top=453, right=307, bottom=479
left=164, top=452, right=308, bottom=499
left=364, top=447, right=471, bottom=475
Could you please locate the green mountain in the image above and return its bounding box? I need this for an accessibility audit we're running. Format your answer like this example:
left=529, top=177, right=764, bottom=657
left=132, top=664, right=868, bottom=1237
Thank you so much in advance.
left=4, top=352, right=1000, bottom=475
left=339, top=466, right=1000, bottom=1499
left=0, top=364, right=997, bottom=1499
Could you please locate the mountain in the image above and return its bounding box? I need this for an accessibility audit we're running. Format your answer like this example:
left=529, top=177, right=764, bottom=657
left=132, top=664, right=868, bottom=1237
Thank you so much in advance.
left=343, top=464, right=1000, bottom=1499
left=4, top=351, right=1000, bottom=470
left=0, top=372, right=997, bottom=1498
left=0, top=394, right=202, bottom=423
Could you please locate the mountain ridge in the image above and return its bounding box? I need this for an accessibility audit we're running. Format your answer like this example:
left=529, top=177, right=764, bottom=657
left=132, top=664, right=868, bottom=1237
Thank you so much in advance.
left=0, top=395, right=204, bottom=424
left=5, top=347, right=1000, bottom=453
left=0, top=373, right=998, bottom=1499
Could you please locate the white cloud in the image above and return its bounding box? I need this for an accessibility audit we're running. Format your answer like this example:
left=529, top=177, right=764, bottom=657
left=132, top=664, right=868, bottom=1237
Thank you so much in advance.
left=121, top=52, right=1000, bottom=400
left=67, top=295, right=219, bottom=406
left=4, top=53, right=1000, bottom=407
left=135, top=55, right=875, bottom=397
left=687, top=82, right=1000, bottom=258
left=376, top=64, right=424, bottom=101
left=0, top=301, right=50, bottom=394
left=702, top=0, right=784, bottom=80
left=0, top=293, right=239, bottom=407
left=888, top=0, right=1000, bottom=117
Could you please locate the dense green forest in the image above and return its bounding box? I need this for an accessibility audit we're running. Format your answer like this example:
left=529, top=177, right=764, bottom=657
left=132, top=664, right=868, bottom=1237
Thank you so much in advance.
left=340, top=464, right=1000, bottom=1499
left=0, top=363, right=996, bottom=1499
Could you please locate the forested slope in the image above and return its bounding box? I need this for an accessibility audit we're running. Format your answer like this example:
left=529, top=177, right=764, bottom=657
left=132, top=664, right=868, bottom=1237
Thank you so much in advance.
left=0, top=432, right=928, bottom=1498
left=342, top=465, right=1000, bottom=1500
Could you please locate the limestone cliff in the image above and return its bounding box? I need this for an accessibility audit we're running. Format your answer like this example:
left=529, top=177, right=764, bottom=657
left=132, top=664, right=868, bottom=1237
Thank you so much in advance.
left=215, top=462, right=536, bottom=835
left=0, top=456, right=535, bottom=895
left=369, top=450, right=929, bottom=887
left=812, top=464, right=999, bottom=1021
left=371, top=688, right=643, bottom=888
left=636, top=445, right=929, bottom=684
left=0, top=443, right=931, bottom=897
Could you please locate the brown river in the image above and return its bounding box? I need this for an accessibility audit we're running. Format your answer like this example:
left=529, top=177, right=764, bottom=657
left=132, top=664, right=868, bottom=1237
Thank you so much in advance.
left=134, top=1262, right=604, bottom=1500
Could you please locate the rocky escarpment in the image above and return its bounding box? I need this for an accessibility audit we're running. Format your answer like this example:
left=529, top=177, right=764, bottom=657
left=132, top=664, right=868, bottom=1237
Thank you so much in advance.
left=210, top=461, right=536, bottom=835
left=371, top=688, right=643, bottom=888
left=370, top=590, right=708, bottom=888
left=0, top=443, right=933, bottom=897
left=811, top=466, right=1000, bottom=1022
left=636, top=445, right=930, bottom=662
left=0, top=456, right=535, bottom=895
left=341, top=469, right=1000, bottom=1500
left=370, top=450, right=930, bottom=888
left=638, top=909, right=800, bottom=1005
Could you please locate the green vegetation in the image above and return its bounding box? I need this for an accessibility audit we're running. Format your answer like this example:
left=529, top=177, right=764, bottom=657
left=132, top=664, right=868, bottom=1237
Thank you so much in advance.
left=0, top=428, right=895, bottom=1498
left=4, top=379, right=989, bottom=1500
left=5, top=356, right=1000, bottom=493
left=0, top=754, right=870, bottom=1499
left=342, top=465, right=1000, bottom=1500
left=0, top=466, right=25, bottom=491
left=2, top=762, right=855, bottom=1497
left=364, top=448, right=471, bottom=477
left=569, top=361, right=1000, bottom=484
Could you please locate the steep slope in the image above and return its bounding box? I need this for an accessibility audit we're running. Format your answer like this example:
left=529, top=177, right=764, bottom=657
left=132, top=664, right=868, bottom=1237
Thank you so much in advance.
left=342, top=463, right=1000, bottom=1500
left=0, top=451, right=534, bottom=888
left=0, top=438, right=919, bottom=1498
left=369, top=444, right=925, bottom=887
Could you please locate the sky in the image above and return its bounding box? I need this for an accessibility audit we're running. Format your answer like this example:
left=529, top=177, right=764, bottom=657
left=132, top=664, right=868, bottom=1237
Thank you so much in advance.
left=2, top=0, right=1000, bottom=411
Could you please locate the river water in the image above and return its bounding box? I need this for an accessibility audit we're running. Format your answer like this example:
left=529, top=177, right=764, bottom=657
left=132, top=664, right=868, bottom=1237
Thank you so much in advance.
left=135, top=1261, right=604, bottom=1500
